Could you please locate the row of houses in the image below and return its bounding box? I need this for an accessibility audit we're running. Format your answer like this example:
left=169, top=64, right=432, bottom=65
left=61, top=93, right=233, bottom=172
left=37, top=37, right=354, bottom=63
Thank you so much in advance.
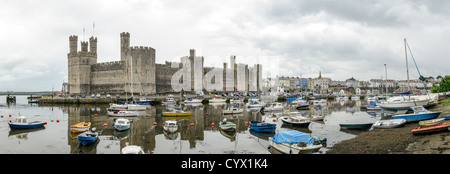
left=264, top=72, right=442, bottom=94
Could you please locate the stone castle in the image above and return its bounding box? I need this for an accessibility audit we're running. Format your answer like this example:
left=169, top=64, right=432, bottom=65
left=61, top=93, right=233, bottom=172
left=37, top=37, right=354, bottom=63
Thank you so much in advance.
left=67, top=32, right=262, bottom=96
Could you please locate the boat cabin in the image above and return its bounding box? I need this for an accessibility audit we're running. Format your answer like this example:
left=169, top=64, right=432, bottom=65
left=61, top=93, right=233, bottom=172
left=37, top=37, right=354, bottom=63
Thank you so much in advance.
left=14, top=116, right=28, bottom=123
left=411, top=106, right=427, bottom=113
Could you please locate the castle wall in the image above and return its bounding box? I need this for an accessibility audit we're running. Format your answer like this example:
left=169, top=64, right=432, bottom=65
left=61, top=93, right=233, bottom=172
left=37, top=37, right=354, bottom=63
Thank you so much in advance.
left=90, top=61, right=126, bottom=94
left=124, top=46, right=156, bottom=95
left=155, top=61, right=180, bottom=94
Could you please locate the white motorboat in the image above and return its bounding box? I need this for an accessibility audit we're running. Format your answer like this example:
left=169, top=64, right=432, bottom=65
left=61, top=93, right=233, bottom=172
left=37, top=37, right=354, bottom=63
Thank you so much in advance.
left=209, top=97, right=227, bottom=103
left=162, top=97, right=176, bottom=105
left=108, top=110, right=138, bottom=117
left=265, top=102, right=284, bottom=112
left=121, top=145, right=144, bottom=154
left=184, top=97, right=202, bottom=103
left=223, top=107, right=244, bottom=115
left=163, top=120, right=178, bottom=133
left=108, top=103, right=148, bottom=111
left=113, top=118, right=131, bottom=131
left=269, top=130, right=326, bottom=154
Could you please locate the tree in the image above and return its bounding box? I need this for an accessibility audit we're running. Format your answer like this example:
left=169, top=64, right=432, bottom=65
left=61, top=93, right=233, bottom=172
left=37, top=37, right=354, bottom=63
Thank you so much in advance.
left=432, top=75, right=450, bottom=93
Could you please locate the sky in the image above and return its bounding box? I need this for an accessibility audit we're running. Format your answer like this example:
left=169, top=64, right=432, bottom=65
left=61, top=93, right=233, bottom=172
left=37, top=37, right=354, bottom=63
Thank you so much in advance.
left=0, top=0, right=449, bottom=91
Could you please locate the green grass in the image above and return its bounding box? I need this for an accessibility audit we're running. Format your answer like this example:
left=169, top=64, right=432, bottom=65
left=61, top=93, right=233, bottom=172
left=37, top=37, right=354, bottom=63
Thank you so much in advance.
left=439, top=98, right=450, bottom=106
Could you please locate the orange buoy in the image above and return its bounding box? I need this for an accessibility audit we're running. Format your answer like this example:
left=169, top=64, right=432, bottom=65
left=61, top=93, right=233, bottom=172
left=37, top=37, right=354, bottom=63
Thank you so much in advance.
left=45, top=122, right=48, bottom=125
left=154, top=122, right=157, bottom=125
left=190, top=123, right=194, bottom=127
left=146, top=114, right=150, bottom=118
left=273, top=119, right=276, bottom=122
left=262, top=120, right=265, bottom=123
left=211, top=123, right=215, bottom=127
left=245, top=122, right=248, bottom=126
left=51, top=120, right=54, bottom=122
left=1, top=115, right=3, bottom=118
left=206, top=113, right=209, bottom=116
left=9, top=114, right=11, bottom=117
left=56, top=119, right=60, bottom=123
left=104, top=123, right=108, bottom=127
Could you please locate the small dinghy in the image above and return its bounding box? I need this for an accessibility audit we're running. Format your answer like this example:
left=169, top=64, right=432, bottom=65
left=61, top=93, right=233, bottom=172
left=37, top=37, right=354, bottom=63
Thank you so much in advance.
left=412, top=122, right=450, bottom=135
left=219, top=118, right=236, bottom=131
left=77, top=131, right=98, bottom=146
left=70, top=122, right=91, bottom=133
left=249, top=121, right=276, bottom=133
left=373, top=119, right=406, bottom=129
left=419, top=118, right=445, bottom=127
left=8, top=116, right=46, bottom=129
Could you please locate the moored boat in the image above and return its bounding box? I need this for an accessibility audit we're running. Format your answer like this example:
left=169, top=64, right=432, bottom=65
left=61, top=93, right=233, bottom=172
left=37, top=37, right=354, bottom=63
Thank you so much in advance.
left=373, top=119, right=406, bottom=129
left=209, top=97, right=227, bottom=103
left=219, top=118, right=236, bottom=132
left=184, top=97, right=202, bottom=103
left=222, top=108, right=243, bottom=115
left=77, top=131, right=98, bottom=146
left=249, top=121, right=276, bottom=133
left=121, top=145, right=145, bottom=154
left=411, top=122, right=450, bottom=135
left=70, top=122, right=91, bottom=133
left=280, top=115, right=311, bottom=127
left=108, top=110, right=138, bottom=117
left=392, top=106, right=441, bottom=122
left=419, top=118, right=445, bottom=127
left=307, top=115, right=325, bottom=121
left=269, top=130, right=326, bottom=154
left=264, top=102, right=283, bottom=112
left=162, top=109, right=192, bottom=117
left=163, top=120, right=178, bottom=133
left=8, top=116, right=46, bottom=129
left=113, top=118, right=131, bottom=131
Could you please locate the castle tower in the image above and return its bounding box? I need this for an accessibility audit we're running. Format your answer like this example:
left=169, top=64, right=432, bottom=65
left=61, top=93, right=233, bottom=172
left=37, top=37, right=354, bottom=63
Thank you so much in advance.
left=120, top=32, right=130, bottom=61
left=89, top=36, right=97, bottom=55
left=81, top=41, right=88, bottom=52
left=67, top=35, right=96, bottom=95
left=69, top=35, right=78, bottom=54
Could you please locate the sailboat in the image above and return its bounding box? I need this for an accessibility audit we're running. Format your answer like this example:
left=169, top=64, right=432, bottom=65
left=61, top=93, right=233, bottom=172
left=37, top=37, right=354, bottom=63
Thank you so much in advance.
left=108, top=54, right=148, bottom=111
left=379, top=39, right=430, bottom=110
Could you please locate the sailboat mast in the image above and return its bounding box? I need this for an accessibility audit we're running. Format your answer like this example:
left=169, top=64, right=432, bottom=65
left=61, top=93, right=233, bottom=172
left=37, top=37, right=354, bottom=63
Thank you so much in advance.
left=404, top=38, right=410, bottom=91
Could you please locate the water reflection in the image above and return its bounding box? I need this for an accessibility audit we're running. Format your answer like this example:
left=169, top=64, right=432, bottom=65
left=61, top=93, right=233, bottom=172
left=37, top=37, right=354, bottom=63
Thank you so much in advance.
left=0, top=96, right=381, bottom=154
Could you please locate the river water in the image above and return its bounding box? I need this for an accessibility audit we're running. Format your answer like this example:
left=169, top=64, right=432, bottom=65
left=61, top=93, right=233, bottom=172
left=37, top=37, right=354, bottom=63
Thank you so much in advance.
left=0, top=95, right=379, bottom=154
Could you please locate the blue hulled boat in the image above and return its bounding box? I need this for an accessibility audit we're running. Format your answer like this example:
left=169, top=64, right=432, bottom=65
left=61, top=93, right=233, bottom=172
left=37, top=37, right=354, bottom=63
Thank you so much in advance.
left=249, top=121, right=276, bottom=133
left=77, top=132, right=98, bottom=146
left=8, top=116, right=46, bottom=129
left=392, top=106, right=441, bottom=122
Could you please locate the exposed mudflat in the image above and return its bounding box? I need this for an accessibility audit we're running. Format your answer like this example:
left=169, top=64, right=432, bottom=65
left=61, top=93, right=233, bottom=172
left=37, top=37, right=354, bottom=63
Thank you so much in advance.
left=327, top=104, right=450, bottom=154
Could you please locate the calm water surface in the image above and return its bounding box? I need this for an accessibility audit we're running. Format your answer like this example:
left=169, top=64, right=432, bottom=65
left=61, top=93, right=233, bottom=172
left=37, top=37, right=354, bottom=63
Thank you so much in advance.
left=0, top=95, right=380, bottom=154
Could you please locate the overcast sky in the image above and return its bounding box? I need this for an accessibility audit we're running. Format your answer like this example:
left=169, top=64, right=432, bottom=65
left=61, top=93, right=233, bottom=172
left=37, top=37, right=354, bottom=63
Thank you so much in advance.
left=1, top=0, right=449, bottom=91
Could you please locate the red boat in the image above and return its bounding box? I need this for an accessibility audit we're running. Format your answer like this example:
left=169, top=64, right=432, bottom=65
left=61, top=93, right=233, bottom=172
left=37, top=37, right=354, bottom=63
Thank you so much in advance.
left=412, top=122, right=450, bottom=135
